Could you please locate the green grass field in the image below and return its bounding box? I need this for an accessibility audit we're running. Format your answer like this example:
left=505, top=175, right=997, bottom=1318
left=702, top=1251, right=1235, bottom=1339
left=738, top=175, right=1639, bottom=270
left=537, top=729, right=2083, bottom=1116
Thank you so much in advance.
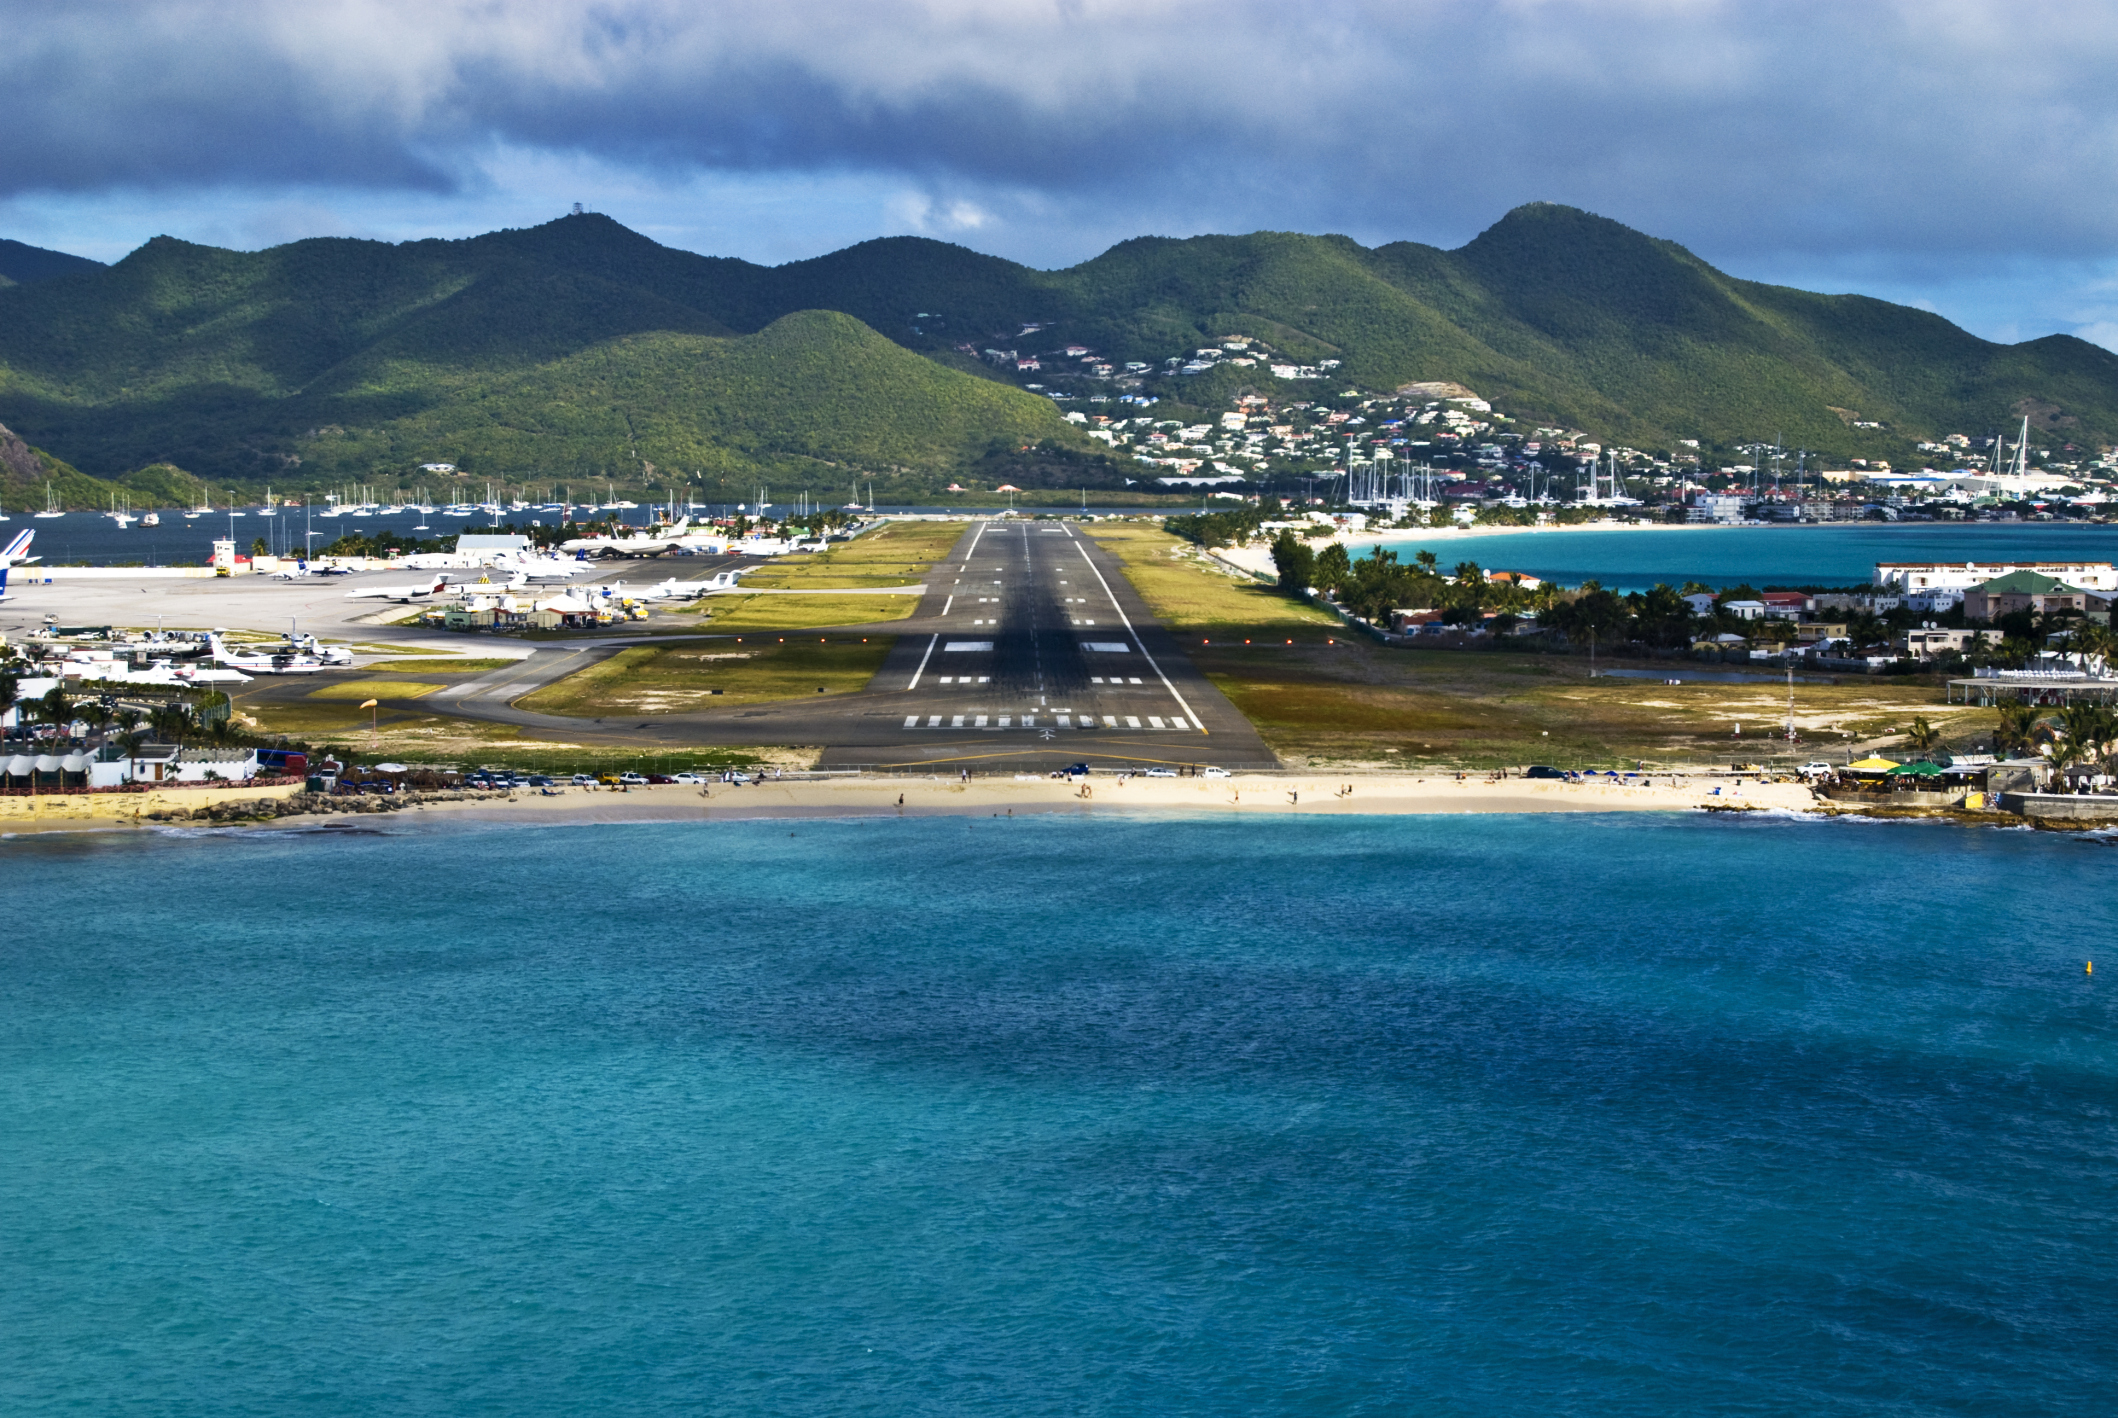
left=305, top=678, right=445, bottom=701
left=516, top=637, right=895, bottom=716
left=697, top=594, right=919, bottom=631
left=737, top=520, right=964, bottom=589
left=1090, top=522, right=1976, bottom=769
left=1083, top=524, right=1339, bottom=630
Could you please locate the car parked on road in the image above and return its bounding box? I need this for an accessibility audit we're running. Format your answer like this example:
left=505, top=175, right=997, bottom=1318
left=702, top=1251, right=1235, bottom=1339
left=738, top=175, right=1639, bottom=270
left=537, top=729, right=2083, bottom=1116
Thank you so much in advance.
left=525, top=775, right=555, bottom=787
left=617, top=772, right=650, bottom=786
left=1524, top=765, right=1568, bottom=780
left=1144, top=767, right=1177, bottom=778
left=645, top=773, right=676, bottom=784
left=1201, top=766, right=1231, bottom=779
left=672, top=772, right=706, bottom=784
left=571, top=773, right=597, bottom=786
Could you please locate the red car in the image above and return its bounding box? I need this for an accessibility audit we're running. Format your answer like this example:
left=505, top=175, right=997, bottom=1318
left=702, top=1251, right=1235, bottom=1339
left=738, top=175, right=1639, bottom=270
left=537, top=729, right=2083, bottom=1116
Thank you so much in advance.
left=645, top=773, right=677, bottom=784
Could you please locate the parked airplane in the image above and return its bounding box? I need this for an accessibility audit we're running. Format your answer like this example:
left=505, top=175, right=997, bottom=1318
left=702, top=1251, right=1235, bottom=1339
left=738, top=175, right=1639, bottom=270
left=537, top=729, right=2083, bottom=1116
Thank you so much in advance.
left=490, top=556, right=585, bottom=583
left=558, top=519, right=693, bottom=558
left=626, top=578, right=710, bottom=602
left=2, top=529, right=37, bottom=565
left=344, top=573, right=451, bottom=602
left=207, top=634, right=323, bottom=675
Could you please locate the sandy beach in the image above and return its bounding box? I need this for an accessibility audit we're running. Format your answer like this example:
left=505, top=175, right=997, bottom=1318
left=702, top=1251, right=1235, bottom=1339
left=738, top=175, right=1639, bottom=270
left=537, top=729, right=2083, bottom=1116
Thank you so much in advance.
left=301, top=772, right=1822, bottom=830
left=0, top=772, right=1822, bottom=835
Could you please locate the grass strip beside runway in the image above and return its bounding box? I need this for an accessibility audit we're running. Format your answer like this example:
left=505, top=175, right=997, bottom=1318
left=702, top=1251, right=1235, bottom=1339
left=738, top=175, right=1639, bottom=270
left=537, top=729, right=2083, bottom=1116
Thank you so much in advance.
left=698, top=593, right=919, bottom=630
left=1081, top=524, right=1338, bottom=630
left=517, top=638, right=896, bottom=715
left=1083, top=522, right=1969, bottom=771
left=736, top=519, right=964, bottom=590
left=306, top=678, right=447, bottom=701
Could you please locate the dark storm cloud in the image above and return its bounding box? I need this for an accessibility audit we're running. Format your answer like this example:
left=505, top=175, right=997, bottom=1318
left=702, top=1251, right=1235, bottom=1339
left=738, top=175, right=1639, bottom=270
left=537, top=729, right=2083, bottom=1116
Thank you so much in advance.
left=6, top=0, right=2118, bottom=261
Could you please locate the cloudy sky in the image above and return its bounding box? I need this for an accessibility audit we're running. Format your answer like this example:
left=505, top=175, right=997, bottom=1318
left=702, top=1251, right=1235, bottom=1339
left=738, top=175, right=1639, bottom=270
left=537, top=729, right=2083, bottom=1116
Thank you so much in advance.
left=5, top=0, right=2118, bottom=346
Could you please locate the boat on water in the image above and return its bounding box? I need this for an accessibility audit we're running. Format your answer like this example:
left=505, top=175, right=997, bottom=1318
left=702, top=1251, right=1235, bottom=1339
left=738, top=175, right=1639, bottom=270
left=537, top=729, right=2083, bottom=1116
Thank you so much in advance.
left=140, top=512, right=160, bottom=527
left=35, top=483, right=63, bottom=518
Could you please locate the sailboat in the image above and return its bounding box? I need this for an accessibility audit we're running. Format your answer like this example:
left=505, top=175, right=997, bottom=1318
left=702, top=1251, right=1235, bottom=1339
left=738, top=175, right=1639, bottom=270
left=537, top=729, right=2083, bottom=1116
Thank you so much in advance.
left=34, top=482, right=64, bottom=518
left=185, top=488, right=209, bottom=519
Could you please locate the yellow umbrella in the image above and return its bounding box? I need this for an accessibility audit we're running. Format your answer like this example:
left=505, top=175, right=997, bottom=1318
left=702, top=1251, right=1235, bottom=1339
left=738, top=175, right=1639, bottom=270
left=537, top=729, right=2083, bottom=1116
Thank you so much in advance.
left=1846, top=756, right=1899, bottom=771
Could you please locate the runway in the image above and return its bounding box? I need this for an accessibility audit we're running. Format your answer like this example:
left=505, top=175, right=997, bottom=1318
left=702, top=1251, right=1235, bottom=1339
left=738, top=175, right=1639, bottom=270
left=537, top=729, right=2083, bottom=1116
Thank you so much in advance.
left=8, top=522, right=1280, bottom=771
left=816, top=519, right=1274, bottom=769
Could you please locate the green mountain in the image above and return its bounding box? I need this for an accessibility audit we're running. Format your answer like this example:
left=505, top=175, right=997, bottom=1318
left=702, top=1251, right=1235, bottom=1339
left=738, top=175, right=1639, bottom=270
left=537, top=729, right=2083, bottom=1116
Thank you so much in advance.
left=1, top=420, right=209, bottom=516
left=0, top=237, right=104, bottom=289
left=0, top=220, right=1091, bottom=502
left=1, top=204, right=2112, bottom=505
left=767, top=205, right=2118, bottom=457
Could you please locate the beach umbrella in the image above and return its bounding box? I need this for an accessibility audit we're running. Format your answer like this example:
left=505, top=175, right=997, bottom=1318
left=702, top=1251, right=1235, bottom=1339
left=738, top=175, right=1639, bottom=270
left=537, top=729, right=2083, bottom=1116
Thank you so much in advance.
left=1885, top=760, right=1944, bottom=777
left=1846, top=756, right=1900, bottom=771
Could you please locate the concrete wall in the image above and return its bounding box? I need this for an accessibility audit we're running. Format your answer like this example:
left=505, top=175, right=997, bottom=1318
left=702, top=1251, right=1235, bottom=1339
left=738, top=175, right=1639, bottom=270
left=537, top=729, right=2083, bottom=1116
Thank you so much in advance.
left=1998, top=792, right=2118, bottom=823
left=0, top=781, right=302, bottom=824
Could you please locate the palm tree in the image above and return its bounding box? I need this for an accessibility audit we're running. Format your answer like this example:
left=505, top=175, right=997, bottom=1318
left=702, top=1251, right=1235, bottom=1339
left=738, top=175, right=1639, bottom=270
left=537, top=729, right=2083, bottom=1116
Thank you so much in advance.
left=2070, top=621, right=2118, bottom=677
left=2053, top=701, right=2118, bottom=775
left=1903, top=715, right=1944, bottom=758
left=38, top=685, right=73, bottom=737
left=1995, top=702, right=2043, bottom=758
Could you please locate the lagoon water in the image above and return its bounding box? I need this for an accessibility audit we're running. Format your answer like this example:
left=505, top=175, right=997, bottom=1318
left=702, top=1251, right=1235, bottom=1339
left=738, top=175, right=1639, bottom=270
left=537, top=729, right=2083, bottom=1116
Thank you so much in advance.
left=1381, top=522, right=2118, bottom=592
left=4, top=812, right=2115, bottom=1415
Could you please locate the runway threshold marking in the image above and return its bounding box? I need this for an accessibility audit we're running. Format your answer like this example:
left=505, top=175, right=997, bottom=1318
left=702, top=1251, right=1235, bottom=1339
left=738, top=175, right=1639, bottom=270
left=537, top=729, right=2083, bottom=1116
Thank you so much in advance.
left=1064, top=527, right=1208, bottom=734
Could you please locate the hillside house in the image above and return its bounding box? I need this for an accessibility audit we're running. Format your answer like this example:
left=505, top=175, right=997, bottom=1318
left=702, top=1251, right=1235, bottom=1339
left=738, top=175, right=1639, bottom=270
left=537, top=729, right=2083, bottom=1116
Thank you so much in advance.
left=1963, top=570, right=2113, bottom=623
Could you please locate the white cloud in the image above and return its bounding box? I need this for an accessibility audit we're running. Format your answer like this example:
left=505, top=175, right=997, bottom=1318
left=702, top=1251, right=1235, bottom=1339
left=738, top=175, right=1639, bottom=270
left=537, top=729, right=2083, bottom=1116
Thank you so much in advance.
left=8, top=0, right=2118, bottom=335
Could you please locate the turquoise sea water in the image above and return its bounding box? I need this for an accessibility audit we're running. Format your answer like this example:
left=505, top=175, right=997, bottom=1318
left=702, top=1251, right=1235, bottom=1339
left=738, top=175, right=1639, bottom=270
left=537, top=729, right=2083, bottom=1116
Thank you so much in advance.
left=4, top=813, right=2115, bottom=1415
left=1380, top=523, right=2118, bottom=591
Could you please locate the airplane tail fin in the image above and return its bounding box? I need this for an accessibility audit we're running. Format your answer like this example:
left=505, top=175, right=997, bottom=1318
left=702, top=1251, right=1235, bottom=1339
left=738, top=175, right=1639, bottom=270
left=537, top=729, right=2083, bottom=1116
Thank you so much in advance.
left=2, top=529, right=33, bottom=563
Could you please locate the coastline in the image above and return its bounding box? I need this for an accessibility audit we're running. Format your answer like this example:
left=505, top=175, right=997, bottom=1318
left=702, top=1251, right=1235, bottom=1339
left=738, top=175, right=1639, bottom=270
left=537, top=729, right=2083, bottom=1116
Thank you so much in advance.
left=1, top=773, right=1817, bottom=835
left=161, top=773, right=1819, bottom=833
left=1213, top=517, right=1730, bottom=579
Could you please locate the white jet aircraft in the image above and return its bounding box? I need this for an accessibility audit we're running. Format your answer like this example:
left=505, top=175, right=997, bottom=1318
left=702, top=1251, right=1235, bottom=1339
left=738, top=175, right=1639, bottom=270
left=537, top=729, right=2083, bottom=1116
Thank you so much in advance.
left=344, top=573, right=452, bottom=602
left=558, top=518, right=692, bottom=558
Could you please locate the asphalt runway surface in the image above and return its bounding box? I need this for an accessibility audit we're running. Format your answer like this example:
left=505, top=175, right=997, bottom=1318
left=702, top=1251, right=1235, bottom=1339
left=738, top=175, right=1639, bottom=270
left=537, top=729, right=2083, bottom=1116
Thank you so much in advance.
left=10, top=522, right=1280, bottom=771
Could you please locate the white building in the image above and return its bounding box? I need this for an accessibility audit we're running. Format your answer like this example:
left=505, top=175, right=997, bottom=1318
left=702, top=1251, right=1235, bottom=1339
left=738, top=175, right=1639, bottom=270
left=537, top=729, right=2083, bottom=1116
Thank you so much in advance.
left=1873, top=560, right=2118, bottom=592
left=1688, top=494, right=1747, bottom=524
